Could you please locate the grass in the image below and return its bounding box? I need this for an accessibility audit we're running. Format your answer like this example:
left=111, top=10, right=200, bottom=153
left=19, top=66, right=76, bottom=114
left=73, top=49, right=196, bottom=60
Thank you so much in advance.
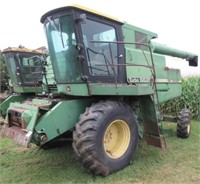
left=0, top=121, right=200, bottom=184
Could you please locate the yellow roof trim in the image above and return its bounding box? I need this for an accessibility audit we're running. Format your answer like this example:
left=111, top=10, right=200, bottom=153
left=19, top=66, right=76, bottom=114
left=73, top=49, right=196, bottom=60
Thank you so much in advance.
left=67, top=4, right=123, bottom=23
left=2, top=47, right=47, bottom=54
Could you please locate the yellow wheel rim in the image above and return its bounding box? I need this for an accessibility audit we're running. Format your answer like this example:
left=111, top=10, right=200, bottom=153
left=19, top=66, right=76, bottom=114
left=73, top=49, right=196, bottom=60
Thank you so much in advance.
left=103, top=119, right=131, bottom=159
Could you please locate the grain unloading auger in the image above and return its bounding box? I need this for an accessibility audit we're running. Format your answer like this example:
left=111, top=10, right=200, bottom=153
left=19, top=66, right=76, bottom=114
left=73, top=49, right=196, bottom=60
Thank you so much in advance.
left=0, top=5, right=198, bottom=176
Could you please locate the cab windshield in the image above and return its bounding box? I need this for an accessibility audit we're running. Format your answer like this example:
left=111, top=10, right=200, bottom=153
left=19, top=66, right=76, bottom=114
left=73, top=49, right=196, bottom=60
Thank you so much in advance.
left=45, top=15, right=82, bottom=83
left=3, top=53, right=18, bottom=85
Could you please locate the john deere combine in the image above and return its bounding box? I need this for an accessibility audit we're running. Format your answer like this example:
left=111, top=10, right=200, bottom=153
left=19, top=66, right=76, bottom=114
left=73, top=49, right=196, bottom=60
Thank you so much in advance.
left=0, top=46, right=57, bottom=118
left=0, top=5, right=198, bottom=176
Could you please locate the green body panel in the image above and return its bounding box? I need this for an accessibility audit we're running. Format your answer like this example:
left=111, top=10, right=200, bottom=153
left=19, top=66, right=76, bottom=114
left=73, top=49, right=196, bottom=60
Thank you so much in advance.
left=57, top=83, right=89, bottom=96
left=157, top=69, right=182, bottom=103
left=21, top=110, right=33, bottom=127
left=125, top=48, right=152, bottom=82
left=0, top=95, right=28, bottom=117
left=89, top=84, right=154, bottom=96
left=31, top=98, right=52, bottom=105
left=156, top=84, right=169, bottom=91
left=35, top=98, right=94, bottom=144
left=123, top=23, right=157, bottom=43
left=58, top=83, right=155, bottom=96
left=12, top=86, right=42, bottom=94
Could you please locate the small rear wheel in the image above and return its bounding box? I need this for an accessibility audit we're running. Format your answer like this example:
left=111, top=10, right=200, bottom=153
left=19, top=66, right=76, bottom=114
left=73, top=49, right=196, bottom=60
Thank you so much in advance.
left=177, top=108, right=191, bottom=138
left=73, top=100, right=138, bottom=176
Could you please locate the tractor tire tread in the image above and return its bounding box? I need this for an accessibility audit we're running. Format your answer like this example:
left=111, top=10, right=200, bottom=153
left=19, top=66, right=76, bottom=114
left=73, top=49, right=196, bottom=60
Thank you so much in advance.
left=177, top=108, right=191, bottom=138
left=73, top=100, right=137, bottom=176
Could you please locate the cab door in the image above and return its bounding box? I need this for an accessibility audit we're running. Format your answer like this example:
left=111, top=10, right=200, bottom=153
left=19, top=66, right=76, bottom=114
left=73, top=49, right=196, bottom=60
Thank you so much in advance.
left=78, top=15, right=125, bottom=83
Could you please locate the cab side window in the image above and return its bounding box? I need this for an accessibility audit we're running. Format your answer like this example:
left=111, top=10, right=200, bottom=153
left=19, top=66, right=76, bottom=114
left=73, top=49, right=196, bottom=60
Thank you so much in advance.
left=81, top=19, right=118, bottom=76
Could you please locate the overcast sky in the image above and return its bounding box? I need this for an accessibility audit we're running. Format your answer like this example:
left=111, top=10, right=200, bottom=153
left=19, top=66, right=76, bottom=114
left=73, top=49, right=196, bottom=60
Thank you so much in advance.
left=0, top=0, right=199, bottom=76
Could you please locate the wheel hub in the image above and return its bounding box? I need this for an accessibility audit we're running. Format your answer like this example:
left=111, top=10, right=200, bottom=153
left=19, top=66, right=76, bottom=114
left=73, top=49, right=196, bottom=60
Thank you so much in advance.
left=103, top=119, right=131, bottom=159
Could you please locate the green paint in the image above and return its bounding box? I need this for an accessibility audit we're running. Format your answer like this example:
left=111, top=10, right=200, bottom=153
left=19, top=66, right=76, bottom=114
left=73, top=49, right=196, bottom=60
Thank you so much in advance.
left=12, top=86, right=42, bottom=93
left=21, top=110, right=32, bottom=126
left=35, top=98, right=94, bottom=145
left=89, top=84, right=154, bottom=96
left=57, top=84, right=89, bottom=96
left=0, top=95, right=27, bottom=117
left=32, top=98, right=52, bottom=105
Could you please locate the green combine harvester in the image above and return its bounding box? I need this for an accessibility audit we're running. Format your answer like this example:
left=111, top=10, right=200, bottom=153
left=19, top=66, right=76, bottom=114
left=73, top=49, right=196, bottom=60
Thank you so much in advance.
left=0, top=46, right=57, bottom=118
left=0, top=5, right=198, bottom=176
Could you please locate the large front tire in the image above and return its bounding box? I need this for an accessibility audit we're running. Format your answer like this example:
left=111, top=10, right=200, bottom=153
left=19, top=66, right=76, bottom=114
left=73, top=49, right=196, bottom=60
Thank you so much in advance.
left=73, top=100, right=138, bottom=176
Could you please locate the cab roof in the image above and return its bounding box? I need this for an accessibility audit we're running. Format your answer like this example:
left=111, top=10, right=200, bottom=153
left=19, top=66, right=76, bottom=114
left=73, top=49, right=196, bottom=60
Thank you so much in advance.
left=40, top=4, right=123, bottom=24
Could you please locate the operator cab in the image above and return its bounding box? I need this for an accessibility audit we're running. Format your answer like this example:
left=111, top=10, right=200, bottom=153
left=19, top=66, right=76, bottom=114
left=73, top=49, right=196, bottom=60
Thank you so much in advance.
left=41, top=5, right=125, bottom=85
left=2, top=47, right=47, bottom=93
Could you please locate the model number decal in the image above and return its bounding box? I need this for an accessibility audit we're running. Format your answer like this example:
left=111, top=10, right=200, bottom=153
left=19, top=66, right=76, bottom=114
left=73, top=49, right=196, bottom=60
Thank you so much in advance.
left=128, top=78, right=150, bottom=83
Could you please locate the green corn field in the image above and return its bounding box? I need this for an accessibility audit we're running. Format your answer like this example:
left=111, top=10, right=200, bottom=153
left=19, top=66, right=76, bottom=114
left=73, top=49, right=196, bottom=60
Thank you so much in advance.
left=161, top=76, right=200, bottom=120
